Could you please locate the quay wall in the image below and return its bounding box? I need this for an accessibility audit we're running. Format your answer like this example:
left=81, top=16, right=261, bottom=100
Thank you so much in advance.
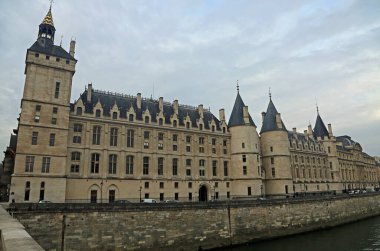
left=11, top=193, right=380, bottom=251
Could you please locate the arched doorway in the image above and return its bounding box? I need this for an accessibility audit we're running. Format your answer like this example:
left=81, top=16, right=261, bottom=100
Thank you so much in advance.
left=199, top=185, right=208, bottom=202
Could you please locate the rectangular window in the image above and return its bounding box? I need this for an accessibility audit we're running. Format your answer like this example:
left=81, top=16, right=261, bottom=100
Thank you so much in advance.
left=199, top=147, right=204, bottom=153
left=227, top=192, right=230, bottom=199
left=90, top=190, right=97, bottom=203
left=242, top=155, right=246, bottom=162
left=73, top=136, right=81, bottom=144
left=158, top=132, right=164, bottom=140
left=25, top=156, right=35, bottom=172
left=224, top=161, right=228, bottom=176
left=189, top=192, right=192, bottom=201
left=55, top=82, right=60, bottom=99
left=172, top=158, right=178, bottom=176
left=248, top=187, right=252, bottom=196
left=53, top=107, right=58, bottom=114
left=49, top=133, right=55, bottom=146
left=174, top=182, right=179, bottom=189
left=143, top=156, right=149, bottom=175
left=126, top=155, right=134, bottom=175
left=186, top=159, right=192, bottom=166
left=158, top=157, right=164, bottom=175
left=186, top=169, right=191, bottom=176
left=199, top=137, right=204, bottom=144
left=91, top=153, right=100, bottom=173
left=41, top=157, right=51, bottom=173
left=108, top=154, right=117, bottom=174
left=186, top=146, right=191, bottom=152
left=144, top=142, right=149, bottom=149
left=127, top=129, right=134, bottom=147
left=160, top=193, right=164, bottom=201
left=160, top=182, right=164, bottom=189
left=186, top=136, right=191, bottom=143
left=223, top=140, right=227, bottom=146
left=158, top=143, right=164, bottom=150
left=272, top=167, right=276, bottom=178
left=70, top=164, right=80, bottom=173
left=212, top=160, right=217, bottom=176
left=271, top=157, right=274, bottom=164
left=109, top=190, right=115, bottom=203
left=110, top=128, right=118, bottom=146
left=212, top=148, right=216, bottom=154
left=172, top=134, right=177, bottom=142
left=51, top=117, right=57, bottom=125
left=32, top=132, right=38, bottom=145
left=145, top=182, right=149, bottom=189
left=188, top=182, right=192, bottom=188
left=35, top=105, right=41, bottom=112
left=243, top=166, right=247, bottom=175
left=144, top=131, right=150, bottom=139
left=74, top=124, right=83, bottom=132
left=92, top=126, right=101, bottom=145
left=172, top=145, right=177, bottom=151
left=212, top=138, right=216, bottom=145
left=175, top=193, right=179, bottom=200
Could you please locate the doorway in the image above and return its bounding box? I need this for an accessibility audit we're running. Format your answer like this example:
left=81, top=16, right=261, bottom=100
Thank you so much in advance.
left=199, top=185, right=208, bottom=202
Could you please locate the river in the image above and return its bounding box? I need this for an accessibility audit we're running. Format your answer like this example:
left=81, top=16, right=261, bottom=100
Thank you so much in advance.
left=218, top=216, right=380, bottom=251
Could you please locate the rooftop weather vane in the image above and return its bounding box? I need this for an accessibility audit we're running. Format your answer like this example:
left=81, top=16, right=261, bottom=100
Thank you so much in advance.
left=236, top=80, right=239, bottom=93
left=269, top=87, right=272, bottom=100
left=315, top=98, right=319, bottom=114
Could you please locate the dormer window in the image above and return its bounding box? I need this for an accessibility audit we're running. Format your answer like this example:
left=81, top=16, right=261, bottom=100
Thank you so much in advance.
left=129, top=114, right=134, bottom=121
left=145, top=116, right=149, bottom=124
left=173, top=120, right=177, bottom=127
left=186, top=122, right=190, bottom=129
left=159, top=118, right=163, bottom=126
left=95, top=109, right=101, bottom=118
left=112, top=112, right=117, bottom=120
left=76, top=107, right=82, bottom=115
left=199, top=124, right=203, bottom=130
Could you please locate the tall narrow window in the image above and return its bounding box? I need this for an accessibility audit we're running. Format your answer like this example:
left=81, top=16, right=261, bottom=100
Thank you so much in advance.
left=143, top=157, right=149, bottom=175
left=145, top=116, right=149, bottom=124
left=55, top=82, right=60, bottom=98
left=110, top=128, right=118, bottom=146
left=41, top=157, right=51, bottom=173
left=32, top=132, right=38, bottom=145
left=95, top=109, right=101, bottom=118
left=158, top=157, right=164, bottom=176
left=92, top=126, right=101, bottom=145
left=109, top=190, right=115, bottom=203
left=199, top=159, right=205, bottom=176
left=129, top=114, right=134, bottom=121
left=76, top=107, right=82, bottom=115
left=272, top=167, right=276, bottom=178
left=172, top=158, right=178, bottom=176
left=49, top=133, right=55, bottom=146
left=25, top=156, right=35, bottom=172
left=108, top=154, right=117, bottom=174
left=159, top=118, right=163, bottom=125
left=90, top=190, right=97, bottom=203
left=112, top=112, right=117, bottom=120
left=127, top=129, right=134, bottom=148
left=126, top=155, right=134, bottom=175
left=212, top=160, right=217, bottom=176
left=71, top=152, right=80, bottom=173
left=39, top=182, right=45, bottom=201
left=91, top=153, right=100, bottom=173
left=224, top=161, right=228, bottom=176
left=24, top=181, right=31, bottom=201
left=247, top=187, right=252, bottom=196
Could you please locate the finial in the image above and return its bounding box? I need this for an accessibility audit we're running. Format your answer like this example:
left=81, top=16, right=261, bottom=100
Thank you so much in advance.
left=60, top=35, right=63, bottom=46
left=50, top=0, right=54, bottom=9
left=269, top=87, right=272, bottom=100
left=315, top=98, right=319, bottom=115
left=236, top=80, right=239, bottom=93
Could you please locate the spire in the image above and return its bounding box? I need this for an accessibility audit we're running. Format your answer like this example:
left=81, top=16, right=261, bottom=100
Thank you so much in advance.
left=228, top=92, right=256, bottom=128
left=313, top=113, right=329, bottom=139
left=260, top=95, right=287, bottom=134
left=42, top=3, right=54, bottom=27
left=37, top=4, right=56, bottom=46
left=236, top=80, right=240, bottom=93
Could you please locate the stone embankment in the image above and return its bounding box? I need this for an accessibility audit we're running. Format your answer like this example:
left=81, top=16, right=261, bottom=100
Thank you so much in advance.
left=8, top=193, right=380, bottom=251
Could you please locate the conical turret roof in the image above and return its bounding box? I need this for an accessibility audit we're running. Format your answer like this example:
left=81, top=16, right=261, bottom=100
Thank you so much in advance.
left=228, top=92, right=256, bottom=128
left=260, top=98, right=287, bottom=134
left=313, top=114, right=329, bottom=139
left=41, top=6, right=54, bottom=27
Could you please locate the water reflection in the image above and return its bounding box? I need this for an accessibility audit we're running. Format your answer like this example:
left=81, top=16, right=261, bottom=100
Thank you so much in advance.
left=219, top=216, right=380, bottom=251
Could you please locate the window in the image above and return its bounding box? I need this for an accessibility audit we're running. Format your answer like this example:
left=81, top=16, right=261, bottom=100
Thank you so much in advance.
left=144, top=131, right=150, bottom=139
left=223, top=149, right=227, bottom=154
left=53, top=107, right=58, bottom=114
left=215, top=182, right=218, bottom=188
left=55, top=82, right=60, bottom=98
left=145, top=182, right=149, bottom=189
left=270, top=146, right=273, bottom=152
left=25, top=156, right=35, bottom=172
left=160, top=182, right=164, bottom=189
left=145, top=116, right=149, bottom=124
left=224, top=161, right=228, bottom=176
left=110, top=128, right=118, bottom=146
left=199, top=137, right=204, bottom=144
left=175, top=193, right=179, bottom=200
left=127, top=129, right=134, bottom=147
left=129, top=114, right=134, bottom=121
left=35, top=53, right=39, bottom=57
left=188, top=182, right=192, bottom=188
left=272, top=167, right=276, bottom=178
left=56, top=57, right=60, bottom=62
left=186, top=168, right=191, bottom=176
left=112, top=112, right=117, bottom=120
left=74, top=124, right=83, bottom=132
left=189, top=193, right=193, bottom=201
left=39, top=182, right=45, bottom=201
left=212, top=160, right=217, bottom=176
left=73, top=136, right=81, bottom=144
left=328, top=146, right=331, bottom=153
left=248, top=187, right=252, bottom=196
left=76, top=107, right=82, bottom=115
left=173, top=120, right=177, bottom=127
left=186, top=136, right=191, bottom=143
left=34, top=115, right=40, bottom=122
left=186, top=122, right=190, bottom=129
left=174, top=182, right=179, bottom=189
left=126, top=155, right=134, bottom=175
left=199, top=124, right=203, bottom=130
left=242, top=155, right=246, bottom=163
left=108, top=154, right=117, bottom=174
left=143, top=157, right=149, bottom=175
left=49, top=133, right=55, bottom=146
left=158, top=143, right=164, bottom=150
left=144, top=142, right=149, bottom=149
left=32, top=132, right=38, bottom=145
left=95, top=109, right=101, bottom=117
left=159, top=118, right=163, bottom=125
left=223, top=140, right=227, bottom=146
left=212, top=138, right=216, bottom=145
left=172, top=158, right=178, bottom=176
left=24, top=182, right=31, bottom=201
left=145, top=193, right=149, bottom=199
left=158, top=132, right=164, bottom=141
left=109, top=190, right=115, bottom=203
left=158, top=157, right=164, bottom=175
left=243, top=166, right=247, bottom=175
left=226, top=182, right=230, bottom=188
left=66, top=60, right=70, bottom=64
left=199, top=147, right=204, bottom=153
left=186, top=159, right=192, bottom=166
left=51, top=118, right=57, bottom=125
left=227, top=192, right=230, bottom=199
left=242, top=143, right=245, bottom=148
left=212, top=148, right=216, bottom=154
left=92, top=126, right=101, bottom=145
left=271, top=157, right=274, bottom=164
left=71, top=152, right=80, bottom=173
left=91, top=153, right=100, bottom=173
left=41, top=157, right=51, bottom=173
left=173, top=145, right=178, bottom=151
left=212, top=125, right=215, bottom=132
left=172, top=134, right=177, bottom=142
left=199, top=159, right=205, bottom=176
left=90, top=190, right=97, bottom=203
left=186, top=146, right=191, bottom=152
left=35, top=105, right=41, bottom=112
left=70, top=164, right=80, bottom=173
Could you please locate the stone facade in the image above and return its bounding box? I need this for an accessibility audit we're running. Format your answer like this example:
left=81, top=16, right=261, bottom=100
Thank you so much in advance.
left=7, top=7, right=379, bottom=203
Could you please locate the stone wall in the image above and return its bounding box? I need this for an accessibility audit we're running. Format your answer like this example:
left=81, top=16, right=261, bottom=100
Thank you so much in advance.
left=12, top=193, right=380, bottom=251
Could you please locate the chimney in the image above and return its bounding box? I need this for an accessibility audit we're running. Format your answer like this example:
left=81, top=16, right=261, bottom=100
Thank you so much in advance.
left=173, top=100, right=179, bottom=115
left=293, top=127, right=297, bottom=134
left=261, top=112, right=266, bottom=124
left=308, top=124, right=313, bottom=136
left=69, top=40, right=76, bottom=57
left=276, top=113, right=282, bottom=129
left=304, top=130, right=308, bottom=137
left=328, top=123, right=333, bottom=137
left=198, top=104, right=204, bottom=118
left=243, top=106, right=249, bottom=123
left=87, top=83, right=92, bottom=102
left=137, top=93, right=142, bottom=109
left=219, top=109, right=225, bottom=121
left=159, top=97, right=163, bottom=112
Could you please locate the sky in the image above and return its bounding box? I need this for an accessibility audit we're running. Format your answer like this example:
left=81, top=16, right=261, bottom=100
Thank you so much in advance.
left=0, top=0, right=379, bottom=159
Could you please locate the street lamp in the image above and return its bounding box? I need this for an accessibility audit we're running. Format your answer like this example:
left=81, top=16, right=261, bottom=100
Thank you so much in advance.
left=100, top=180, right=103, bottom=204
left=139, top=186, right=142, bottom=203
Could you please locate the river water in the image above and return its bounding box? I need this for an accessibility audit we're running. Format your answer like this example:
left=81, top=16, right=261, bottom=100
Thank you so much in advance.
left=218, top=216, right=380, bottom=251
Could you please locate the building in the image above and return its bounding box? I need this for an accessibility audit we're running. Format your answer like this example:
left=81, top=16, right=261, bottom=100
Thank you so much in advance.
left=8, top=7, right=379, bottom=203
left=0, top=134, right=17, bottom=201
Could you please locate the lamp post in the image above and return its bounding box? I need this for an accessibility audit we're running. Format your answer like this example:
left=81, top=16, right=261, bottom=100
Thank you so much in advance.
left=100, top=180, right=103, bottom=204
left=139, top=186, right=142, bottom=203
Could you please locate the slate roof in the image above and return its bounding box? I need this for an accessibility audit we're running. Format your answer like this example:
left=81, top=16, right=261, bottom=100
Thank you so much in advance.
left=288, top=131, right=323, bottom=150
left=28, top=41, right=76, bottom=61
left=336, top=135, right=362, bottom=151
left=260, top=99, right=287, bottom=134
left=227, top=93, right=255, bottom=128
left=73, top=89, right=222, bottom=131
left=313, top=114, right=329, bottom=139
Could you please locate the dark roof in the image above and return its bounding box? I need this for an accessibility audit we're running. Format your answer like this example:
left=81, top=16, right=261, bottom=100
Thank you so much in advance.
left=288, top=131, right=323, bottom=149
left=227, top=92, right=255, bottom=128
left=9, top=134, right=17, bottom=150
left=73, top=89, right=222, bottom=131
left=260, top=99, right=287, bottom=134
left=336, top=135, right=362, bottom=151
left=28, top=41, right=76, bottom=61
left=313, top=114, right=329, bottom=139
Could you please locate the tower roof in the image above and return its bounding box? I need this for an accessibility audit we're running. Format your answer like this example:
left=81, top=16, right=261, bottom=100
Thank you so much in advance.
left=227, top=92, right=256, bottom=128
left=260, top=98, right=287, bottom=133
left=41, top=6, right=54, bottom=27
left=313, top=114, right=329, bottom=139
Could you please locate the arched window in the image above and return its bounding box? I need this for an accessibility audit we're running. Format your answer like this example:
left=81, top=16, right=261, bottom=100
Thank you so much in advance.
left=39, top=182, right=45, bottom=201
